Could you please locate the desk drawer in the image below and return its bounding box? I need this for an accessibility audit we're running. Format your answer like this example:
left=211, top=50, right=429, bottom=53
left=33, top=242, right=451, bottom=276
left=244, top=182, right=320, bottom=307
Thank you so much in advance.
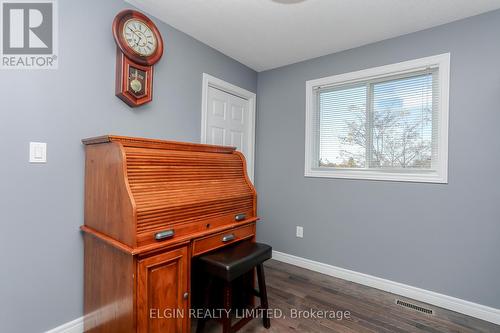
left=192, top=224, right=255, bottom=257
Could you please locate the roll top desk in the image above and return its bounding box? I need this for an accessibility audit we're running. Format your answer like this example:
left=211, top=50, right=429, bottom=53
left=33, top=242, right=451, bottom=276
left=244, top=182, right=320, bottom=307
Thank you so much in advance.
left=81, top=135, right=259, bottom=333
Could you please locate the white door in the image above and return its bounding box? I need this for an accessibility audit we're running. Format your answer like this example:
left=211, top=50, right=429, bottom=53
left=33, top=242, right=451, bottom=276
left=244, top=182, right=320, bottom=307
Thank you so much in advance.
left=203, top=85, right=254, bottom=182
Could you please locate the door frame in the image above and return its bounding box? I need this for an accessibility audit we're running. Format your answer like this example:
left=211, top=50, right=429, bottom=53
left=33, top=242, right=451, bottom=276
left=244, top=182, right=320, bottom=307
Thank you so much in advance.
left=201, top=73, right=256, bottom=182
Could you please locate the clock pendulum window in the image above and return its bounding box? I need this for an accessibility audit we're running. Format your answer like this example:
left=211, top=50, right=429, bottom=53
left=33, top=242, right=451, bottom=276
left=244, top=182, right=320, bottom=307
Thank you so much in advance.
left=112, top=10, right=164, bottom=107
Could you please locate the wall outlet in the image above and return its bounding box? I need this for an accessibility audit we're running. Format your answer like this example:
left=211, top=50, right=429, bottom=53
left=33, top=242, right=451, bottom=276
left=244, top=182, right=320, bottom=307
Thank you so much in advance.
left=296, top=226, right=304, bottom=238
left=29, top=142, right=47, bottom=163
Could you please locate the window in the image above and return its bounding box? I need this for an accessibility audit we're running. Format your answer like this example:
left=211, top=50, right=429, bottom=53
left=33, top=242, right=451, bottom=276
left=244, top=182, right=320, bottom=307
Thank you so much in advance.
left=305, top=54, right=449, bottom=183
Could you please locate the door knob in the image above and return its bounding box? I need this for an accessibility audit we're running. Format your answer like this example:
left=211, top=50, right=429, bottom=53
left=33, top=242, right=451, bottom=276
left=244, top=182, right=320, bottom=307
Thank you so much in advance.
left=183, top=292, right=189, bottom=300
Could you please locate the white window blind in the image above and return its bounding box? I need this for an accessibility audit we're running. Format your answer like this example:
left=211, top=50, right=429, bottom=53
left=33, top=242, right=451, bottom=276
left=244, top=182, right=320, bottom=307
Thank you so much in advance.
left=305, top=54, right=449, bottom=183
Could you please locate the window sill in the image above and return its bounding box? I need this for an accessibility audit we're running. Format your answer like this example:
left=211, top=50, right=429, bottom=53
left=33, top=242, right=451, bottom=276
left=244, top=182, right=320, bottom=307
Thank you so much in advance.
left=304, top=169, right=448, bottom=184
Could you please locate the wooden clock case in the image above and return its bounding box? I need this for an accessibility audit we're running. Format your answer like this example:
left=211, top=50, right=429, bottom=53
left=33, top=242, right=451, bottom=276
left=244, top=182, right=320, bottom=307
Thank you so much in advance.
left=112, top=10, right=164, bottom=107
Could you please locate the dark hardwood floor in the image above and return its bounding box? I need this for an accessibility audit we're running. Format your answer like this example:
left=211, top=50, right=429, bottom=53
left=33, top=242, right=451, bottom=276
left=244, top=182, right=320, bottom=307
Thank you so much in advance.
left=193, top=259, right=500, bottom=333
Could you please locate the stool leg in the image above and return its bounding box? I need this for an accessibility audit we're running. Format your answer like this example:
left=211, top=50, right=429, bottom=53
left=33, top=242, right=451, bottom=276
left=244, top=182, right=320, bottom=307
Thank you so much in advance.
left=257, top=264, right=270, bottom=329
left=222, top=281, right=232, bottom=333
left=196, top=276, right=213, bottom=333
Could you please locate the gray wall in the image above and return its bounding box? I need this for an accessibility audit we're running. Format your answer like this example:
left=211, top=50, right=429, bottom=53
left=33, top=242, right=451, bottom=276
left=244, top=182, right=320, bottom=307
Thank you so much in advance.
left=0, top=0, right=256, bottom=332
left=255, top=10, right=500, bottom=309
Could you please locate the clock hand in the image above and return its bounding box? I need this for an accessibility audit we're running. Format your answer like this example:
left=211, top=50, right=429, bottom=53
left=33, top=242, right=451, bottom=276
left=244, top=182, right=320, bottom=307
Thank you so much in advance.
left=132, top=31, right=147, bottom=47
left=128, top=28, right=143, bottom=43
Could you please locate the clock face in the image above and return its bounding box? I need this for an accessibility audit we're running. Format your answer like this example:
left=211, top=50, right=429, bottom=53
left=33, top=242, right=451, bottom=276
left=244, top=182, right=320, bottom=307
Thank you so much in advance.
left=122, top=19, right=157, bottom=57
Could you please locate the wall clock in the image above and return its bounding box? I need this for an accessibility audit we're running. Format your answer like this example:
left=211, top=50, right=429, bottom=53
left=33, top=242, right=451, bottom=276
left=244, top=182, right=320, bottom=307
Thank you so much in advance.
left=112, top=10, right=164, bottom=107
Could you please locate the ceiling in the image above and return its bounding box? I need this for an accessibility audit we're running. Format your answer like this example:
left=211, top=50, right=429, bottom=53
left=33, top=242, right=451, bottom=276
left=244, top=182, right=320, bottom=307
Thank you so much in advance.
left=126, top=0, right=500, bottom=72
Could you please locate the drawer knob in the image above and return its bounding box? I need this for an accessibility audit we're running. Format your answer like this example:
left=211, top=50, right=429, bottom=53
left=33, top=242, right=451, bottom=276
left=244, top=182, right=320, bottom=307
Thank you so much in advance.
left=235, top=213, right=246, bottom=222
left=155, top=229, right=174, bottom=241
left=222, top=233, right=235, bottom=242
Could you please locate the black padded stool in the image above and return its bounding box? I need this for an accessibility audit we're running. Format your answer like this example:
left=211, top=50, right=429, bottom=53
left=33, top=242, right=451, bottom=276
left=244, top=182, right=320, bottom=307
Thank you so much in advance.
left=196, top=241, right=272, bottom=333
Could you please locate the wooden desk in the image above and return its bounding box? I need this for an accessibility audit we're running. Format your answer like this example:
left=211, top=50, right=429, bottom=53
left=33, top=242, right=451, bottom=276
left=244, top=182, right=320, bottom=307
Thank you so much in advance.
left=81, top=135, right=259, bottom=333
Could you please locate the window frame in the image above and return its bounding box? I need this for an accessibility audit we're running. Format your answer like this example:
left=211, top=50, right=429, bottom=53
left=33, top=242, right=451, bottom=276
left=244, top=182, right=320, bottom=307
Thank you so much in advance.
left=304, top=53, right=450, bottom=183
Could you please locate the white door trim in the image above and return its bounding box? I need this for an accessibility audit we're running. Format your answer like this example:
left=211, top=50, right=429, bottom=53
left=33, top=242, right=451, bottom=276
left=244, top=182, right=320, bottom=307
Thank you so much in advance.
left=201, top=73, right=256, bottom=181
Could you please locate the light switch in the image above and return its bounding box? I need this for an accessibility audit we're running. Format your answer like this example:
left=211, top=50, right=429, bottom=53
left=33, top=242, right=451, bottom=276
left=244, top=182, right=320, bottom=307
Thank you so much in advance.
left=30, top=142, right=47, bottom=163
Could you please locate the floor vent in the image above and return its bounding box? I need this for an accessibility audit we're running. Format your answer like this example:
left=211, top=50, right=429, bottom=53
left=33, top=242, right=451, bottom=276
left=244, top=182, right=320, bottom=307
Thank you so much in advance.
left=396, top=299, right=434, bottom=315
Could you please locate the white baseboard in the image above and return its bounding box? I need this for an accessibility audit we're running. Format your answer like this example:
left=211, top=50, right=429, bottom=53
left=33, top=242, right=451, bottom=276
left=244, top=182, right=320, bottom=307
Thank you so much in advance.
left=272, top=250, right=500, bottom=325
left=44, top=317, right=83, bottom=333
